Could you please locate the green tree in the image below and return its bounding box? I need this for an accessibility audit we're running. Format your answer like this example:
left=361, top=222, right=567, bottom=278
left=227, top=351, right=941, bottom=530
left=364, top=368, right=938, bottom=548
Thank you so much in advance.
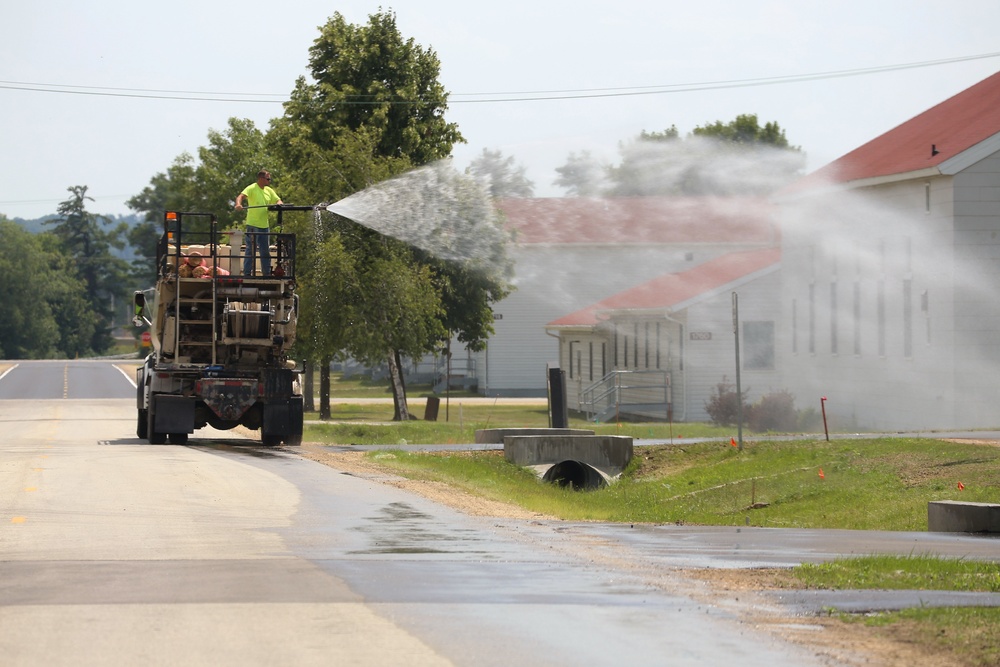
left=47, top=186, right=130, bottom=354
left=0, top=220, right=96, bottom=359
left=270, top=9, right=472, bottom=420
left=127, top=119, right=275, bottom=256
left=606, top=119, right=804, bottom=196
left=0, top=220, right=59, bottom=358
left=691, top=113, right=795, bottom=148
left=606, top=127, right=682, bottom=196
left=466, top=148, right=534, bottom=198
left=553, top=150, right=607, bottom=196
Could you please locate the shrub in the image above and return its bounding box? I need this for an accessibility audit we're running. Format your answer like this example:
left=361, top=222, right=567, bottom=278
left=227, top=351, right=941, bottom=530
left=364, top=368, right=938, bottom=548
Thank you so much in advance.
left=704, top=378, right=750, bottom=427
left=748, top=389, right=798, bottom=432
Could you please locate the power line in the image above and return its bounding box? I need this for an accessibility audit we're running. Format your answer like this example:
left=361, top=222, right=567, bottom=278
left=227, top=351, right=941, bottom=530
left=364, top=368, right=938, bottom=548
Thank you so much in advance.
left=1, top=51, right=998, bottom=104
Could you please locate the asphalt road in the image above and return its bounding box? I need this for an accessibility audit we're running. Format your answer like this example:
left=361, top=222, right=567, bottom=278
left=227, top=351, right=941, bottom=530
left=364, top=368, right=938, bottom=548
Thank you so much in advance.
left=2, top=360, right=999, bottom=666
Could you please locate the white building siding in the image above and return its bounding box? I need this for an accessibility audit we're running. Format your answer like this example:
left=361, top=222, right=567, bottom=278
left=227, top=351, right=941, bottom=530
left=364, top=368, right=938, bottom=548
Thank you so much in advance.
left=777, top=157, right=1000, bottom=430
left=682, top=271, right=783, bottom=422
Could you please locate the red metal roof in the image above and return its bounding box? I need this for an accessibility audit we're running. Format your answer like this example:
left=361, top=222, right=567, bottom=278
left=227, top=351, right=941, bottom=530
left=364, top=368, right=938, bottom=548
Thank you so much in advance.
left=547, top=247, right=780, bottom=327
left=795, top=70, right=1000, bottom=189
left=497, top=196, right=777, bottom=245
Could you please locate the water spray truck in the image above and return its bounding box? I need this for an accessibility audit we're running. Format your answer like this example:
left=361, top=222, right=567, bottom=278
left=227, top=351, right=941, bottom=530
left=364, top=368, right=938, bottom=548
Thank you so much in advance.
left=132, top=205, right=321, bottom=446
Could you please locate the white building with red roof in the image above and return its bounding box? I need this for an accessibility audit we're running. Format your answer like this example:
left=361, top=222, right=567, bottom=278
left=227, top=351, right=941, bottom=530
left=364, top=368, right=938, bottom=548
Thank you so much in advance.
left=544, top=248, right=781, bottom=422
left=776, top=70, right=1000, bottom=430
left=468, top=197, right=777, bottom=398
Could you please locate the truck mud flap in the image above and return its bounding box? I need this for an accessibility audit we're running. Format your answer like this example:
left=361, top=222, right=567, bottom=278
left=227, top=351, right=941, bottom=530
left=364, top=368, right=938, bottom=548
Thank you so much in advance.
left=152, top=395, right=195, bottom=434
left=262, top=397, right=303, bottom=437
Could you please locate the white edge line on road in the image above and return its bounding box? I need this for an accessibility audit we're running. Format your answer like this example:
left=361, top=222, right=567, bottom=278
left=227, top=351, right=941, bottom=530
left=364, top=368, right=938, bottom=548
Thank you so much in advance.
left=0, top=363, right=19, bottom=382
left=114, top=363, right=138, bottom=389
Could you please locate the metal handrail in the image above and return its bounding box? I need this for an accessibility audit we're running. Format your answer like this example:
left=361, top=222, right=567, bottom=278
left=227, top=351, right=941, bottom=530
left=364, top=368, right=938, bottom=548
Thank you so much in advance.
left=580, top=369, right=671, bottom=422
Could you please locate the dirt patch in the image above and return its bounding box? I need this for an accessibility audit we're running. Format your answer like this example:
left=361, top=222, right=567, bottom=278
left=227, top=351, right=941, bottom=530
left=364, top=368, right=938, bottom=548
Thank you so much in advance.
left=942, top=438, right=1000, bottom=447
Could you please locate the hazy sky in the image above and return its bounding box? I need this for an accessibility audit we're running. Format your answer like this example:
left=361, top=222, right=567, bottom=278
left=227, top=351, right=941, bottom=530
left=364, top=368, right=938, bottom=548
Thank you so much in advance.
left=3, top=0, right=999, bottom=219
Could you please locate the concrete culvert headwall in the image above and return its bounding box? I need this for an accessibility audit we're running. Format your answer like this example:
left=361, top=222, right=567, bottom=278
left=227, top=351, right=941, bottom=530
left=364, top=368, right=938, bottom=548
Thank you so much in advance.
left=542, top=460, right=608, bottom=490
left=503, top=434, right=633, bottom=490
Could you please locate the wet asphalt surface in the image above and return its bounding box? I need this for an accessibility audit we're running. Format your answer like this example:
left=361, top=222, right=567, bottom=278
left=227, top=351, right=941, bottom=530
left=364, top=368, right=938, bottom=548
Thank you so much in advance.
left=314, top=435, right=1000, bottom=617
left=203, top=441, right=1000, bottom=621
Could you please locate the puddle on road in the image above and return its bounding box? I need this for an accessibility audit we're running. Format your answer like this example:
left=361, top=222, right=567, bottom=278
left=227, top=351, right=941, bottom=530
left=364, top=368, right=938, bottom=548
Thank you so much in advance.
left=350, top=501, right=493, bottom=556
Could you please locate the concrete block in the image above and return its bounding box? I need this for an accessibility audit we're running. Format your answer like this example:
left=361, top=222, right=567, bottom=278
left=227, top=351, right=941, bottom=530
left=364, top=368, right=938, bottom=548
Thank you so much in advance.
left=503, top=435, right=633, bottom=471
left=928, top=500, right=1000, bottom=533
left=474, top=427, right=594, bottom=444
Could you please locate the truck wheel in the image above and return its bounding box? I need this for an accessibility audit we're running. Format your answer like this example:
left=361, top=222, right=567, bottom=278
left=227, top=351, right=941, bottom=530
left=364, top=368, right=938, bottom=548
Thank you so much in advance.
left=261, top=433, right=283, bottom=447
left=284, top=434, right=302, bottom=447
left=148, top=408, right=166, bottom=445
left=168, top=433, right=189, bottom=445
left=137, top=409, right=148, bottom=439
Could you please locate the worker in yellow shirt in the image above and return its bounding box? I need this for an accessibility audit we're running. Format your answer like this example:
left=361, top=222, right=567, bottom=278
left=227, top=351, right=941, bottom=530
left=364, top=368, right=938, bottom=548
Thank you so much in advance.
left=234, top=169, right=283, bottom=275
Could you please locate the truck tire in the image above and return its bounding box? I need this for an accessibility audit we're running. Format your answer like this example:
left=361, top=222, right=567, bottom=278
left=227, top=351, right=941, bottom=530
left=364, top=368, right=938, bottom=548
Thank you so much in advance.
left=137, top=409, right=148, bottom=439
left=168, top=433, right=189, bottom=445
left=261, top=433, right=283, bottom=447
left=148, top=407, right=166, bottom=445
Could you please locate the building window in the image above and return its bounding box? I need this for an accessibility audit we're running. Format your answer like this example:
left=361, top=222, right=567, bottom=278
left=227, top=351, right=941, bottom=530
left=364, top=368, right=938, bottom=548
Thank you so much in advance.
left=853, top=281, right=861, bottom=356
left=922, top=291, right=930, bottom=345
left=903, top=279, right=913, bottom=358
left=877, top=280, right=886, bottom=357
left=633, top=322, right=639, bottom=367
left=791, top=299, right=798, bottom=354
left=744, top=321, right=775, bottom=370
left=644, top=322, right=651, bottom=368
left=656, top=322, right=662, bottom=369
left=588, top=342, right=594, bottom=382
left=568, top=341, right=575, bottom=379
left=830, top=281, right=838, bottom=355
left=808, top=283, right=816, bottom=354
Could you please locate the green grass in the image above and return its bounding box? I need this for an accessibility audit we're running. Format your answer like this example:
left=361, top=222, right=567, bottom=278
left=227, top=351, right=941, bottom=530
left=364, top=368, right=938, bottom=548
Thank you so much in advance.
left=794, top=556, right=1000, bottom=665
left=796, top=555, right=1000, bottom=592
left=305, top=402, right=732, bottom=444
left=351, top=437, right=1000, bottom=528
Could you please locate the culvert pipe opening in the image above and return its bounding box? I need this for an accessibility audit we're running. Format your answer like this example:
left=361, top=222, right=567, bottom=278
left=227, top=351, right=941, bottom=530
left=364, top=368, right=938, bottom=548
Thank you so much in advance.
left=542, top=460, right=608, bottom=490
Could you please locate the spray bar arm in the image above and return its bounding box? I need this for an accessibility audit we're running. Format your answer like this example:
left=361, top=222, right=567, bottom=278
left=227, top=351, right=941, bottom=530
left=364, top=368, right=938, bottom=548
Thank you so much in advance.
left=234, top=203, right=328, bottom=211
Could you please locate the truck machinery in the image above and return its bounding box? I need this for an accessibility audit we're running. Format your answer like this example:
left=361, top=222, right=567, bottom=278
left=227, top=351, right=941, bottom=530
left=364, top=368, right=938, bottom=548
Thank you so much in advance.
left=133, top=207, right=316, bottom=446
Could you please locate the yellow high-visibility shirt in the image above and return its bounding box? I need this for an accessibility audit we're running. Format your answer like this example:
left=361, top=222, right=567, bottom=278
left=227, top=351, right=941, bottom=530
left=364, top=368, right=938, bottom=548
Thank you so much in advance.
left=241, top=183, right=280, bottom=228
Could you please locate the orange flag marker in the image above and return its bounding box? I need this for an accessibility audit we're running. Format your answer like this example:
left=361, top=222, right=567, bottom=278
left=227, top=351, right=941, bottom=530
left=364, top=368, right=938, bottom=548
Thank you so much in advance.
left=730, top=437, right=738, bottom=447
left=818, top=468, right=825, bottom=479
left=958, top=481, right=965, bottom=491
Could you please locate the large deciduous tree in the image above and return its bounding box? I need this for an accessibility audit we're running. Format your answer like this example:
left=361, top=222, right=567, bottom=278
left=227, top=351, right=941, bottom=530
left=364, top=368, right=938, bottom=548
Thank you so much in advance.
left=466, top=148, right=534, bottom=198
left=570, top=116, right=804, bottom=197
left=553, top=150, right=607, bottom=197
left=271, top=9, right=498, bottom=421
